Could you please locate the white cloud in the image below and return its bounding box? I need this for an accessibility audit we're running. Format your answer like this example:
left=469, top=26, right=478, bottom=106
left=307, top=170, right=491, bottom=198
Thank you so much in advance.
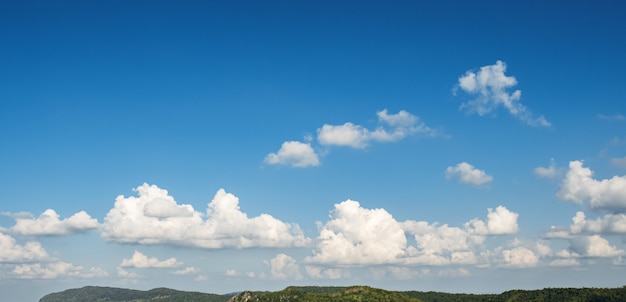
left=269, top=253, right=301, bottom=280
left=306, top=198, right=519, bottom=267
left=317, top=109, right=439, bottom=149
left=120, top=251, right=182, bottom=268
left=557, top=160, right=626, bottom=212
left=569, top=235, right=624, bottom=258
left=534, top=159, right=563, bottom=179
left=611, top=156, right=626, bottom=169
left=117, top=267, right=139, bottom=278
left=0, top=233, right=49, bottom=262
left=465, top=206, right=519, bottom=235
left=546, top=211, right=626, bottom=238
left=173, top=266, right=199, bottom=275
left=500, top=247, right=539, bottom=268
left=456, top=60, right=550, bottom=127
left=12, top=261, right=107, bottom=279
left=306, top=200, right=407, bottom=265
left=224, top=269, right=238, bottom=277
left=101, top=183, right=310, bottom=249
left=445, top=162, right=493, bottom=186
left=265, top=141, right=320, bottom=168
left=9, top=209, right=98, bottom=236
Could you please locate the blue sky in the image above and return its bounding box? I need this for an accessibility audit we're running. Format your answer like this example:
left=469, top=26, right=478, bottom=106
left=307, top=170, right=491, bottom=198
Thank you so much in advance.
left=1, top=0, right=626, bottom=300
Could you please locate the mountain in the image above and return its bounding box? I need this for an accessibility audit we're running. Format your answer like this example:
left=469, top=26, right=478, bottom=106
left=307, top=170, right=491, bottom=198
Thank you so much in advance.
left=38, top=286, right=230, bottom=302
left=40, top=285, right=626, bottom=302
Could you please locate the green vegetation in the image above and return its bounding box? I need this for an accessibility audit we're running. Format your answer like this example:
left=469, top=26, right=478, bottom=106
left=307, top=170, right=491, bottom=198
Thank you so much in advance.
left=39, top=285, right=626, bottom=302
left=228, top=286, right=422, bottom=302
left=38, top=286, right=230, bottom=302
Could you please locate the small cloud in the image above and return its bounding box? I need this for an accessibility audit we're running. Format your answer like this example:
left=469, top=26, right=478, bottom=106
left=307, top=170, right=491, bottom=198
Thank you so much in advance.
left=269, top=253, right=301, bottom=280
left=173, top=267, right=198, bottom=275
left=465, top=206, right=520, bottom=235
left=569, top=235, right=624, bottom=258
left=224, top=269, right=239, bottom=277
left=446, top=162, right=493, bottom=186
left=534, top=159, right=563, bottom=179
left=455, top=60, right=550, bottom=127
left=120, top=251, right=182, bottom=268
left=265, top=141, right=320, bottom=168
left=9, top=209, right=98, bottom=236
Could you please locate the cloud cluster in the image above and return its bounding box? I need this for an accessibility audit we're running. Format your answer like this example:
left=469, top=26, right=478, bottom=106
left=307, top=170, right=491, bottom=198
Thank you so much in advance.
left=557, top=161, right=626, bottom=212
left=445, top=162, right=493, bottom=186
left=456, top=60, right=550, bottom=127
left=534, top=159, right=563, bottom=179
left=101, top=183, right=309, bottom=249
left=8, top=209, right=98, bottom=236
left=266, top=109, right=440, bottom=167
left=306, top=198, right=519, bottom=267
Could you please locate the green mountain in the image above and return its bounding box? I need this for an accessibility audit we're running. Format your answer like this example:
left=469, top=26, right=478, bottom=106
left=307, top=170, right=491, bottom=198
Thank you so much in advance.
left=40, top=285, right=626, bottom=302
left=38, top=286, right=230, bottom=302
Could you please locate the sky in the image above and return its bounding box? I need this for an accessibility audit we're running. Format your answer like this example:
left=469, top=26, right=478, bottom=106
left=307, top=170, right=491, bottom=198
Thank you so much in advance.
left=1, top=0, right=626, bottom=301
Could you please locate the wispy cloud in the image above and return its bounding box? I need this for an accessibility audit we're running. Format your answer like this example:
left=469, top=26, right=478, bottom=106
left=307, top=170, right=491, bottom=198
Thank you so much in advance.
left=455, top=61, right=550, bottom=127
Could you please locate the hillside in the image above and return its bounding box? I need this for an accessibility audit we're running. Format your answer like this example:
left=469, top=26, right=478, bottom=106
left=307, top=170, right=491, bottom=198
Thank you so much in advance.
left=38, top=286, right=230, bottom=302
left=40, top=285, right=626, bottom=302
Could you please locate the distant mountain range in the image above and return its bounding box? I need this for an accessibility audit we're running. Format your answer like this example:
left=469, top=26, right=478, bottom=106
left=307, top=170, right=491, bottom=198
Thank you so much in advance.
left=40, top=285, right=626, bottom=302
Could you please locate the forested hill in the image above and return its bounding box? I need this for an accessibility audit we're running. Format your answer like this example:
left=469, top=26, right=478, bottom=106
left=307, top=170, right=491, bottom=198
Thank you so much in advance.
left=40, top=285, right=626, bottom=302
left=38, top=286, right=230, bottom=302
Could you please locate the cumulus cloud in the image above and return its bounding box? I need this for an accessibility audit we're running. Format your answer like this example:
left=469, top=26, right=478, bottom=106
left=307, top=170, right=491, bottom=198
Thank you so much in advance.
left=306, top=200, right=407, bottom=265
left=569, top=235, right=624, bottom=258
left=445, top=162, right=493, bottom=186
left=120, top=251, right=181, bottom=268
left=101, top=183, right=310, bottom=249
left=307, top=198, right=519, bottom=267
left=465, top=206, right=520, bottom=235
left=8, top=209, right=98, bottom=236
left=0, top=233, right=49, bottom=262
left=12, top=261, right=107, bottom=279
left=500, top=247, right=539, bottom=268
left=269, top=253, right=301, bottom=280
left=456, top=60, right=550, bottom=127
left=557, top=161, right=626, bottom=212
left=317, top=109, right=439, bottom=149
left=545, top=211, right=626, bottom=238
left=265, top=141, right=320, bottom=167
